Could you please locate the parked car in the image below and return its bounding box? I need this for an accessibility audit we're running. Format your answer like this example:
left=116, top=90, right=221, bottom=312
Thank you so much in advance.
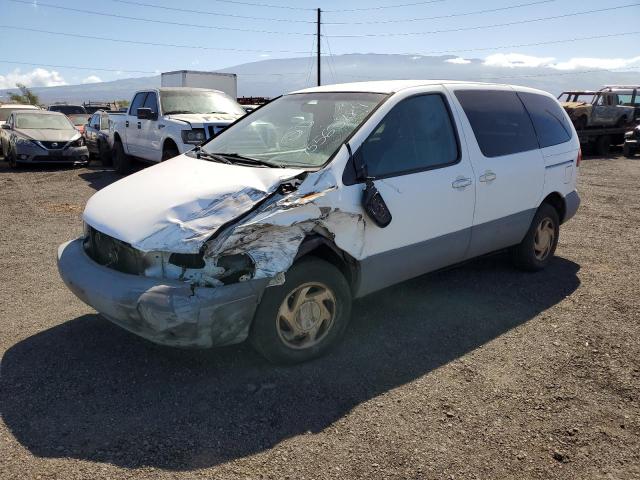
left=108, top=87, right=246, bottom=174
left=0, top=103, right=40, bottom=157
left=558, top=90, right=635, bottom=129
left=600, top=85, right=640, bottom=121
left=47, top=104, right=87, bottom=115
left=83, top=101, right=118, bottom=114
left=623, top=125, right=640, bottom=157
left=84, top=110, right=112, bottom=165
left=67, top=113, right=90, bottom=134
left=1, top=110, right=89, bottom=168
left=57, top=81, right=580, bottom=364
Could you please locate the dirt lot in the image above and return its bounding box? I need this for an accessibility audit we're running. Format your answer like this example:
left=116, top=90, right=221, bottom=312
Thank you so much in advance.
left=0, top=154, right=638, bottom=480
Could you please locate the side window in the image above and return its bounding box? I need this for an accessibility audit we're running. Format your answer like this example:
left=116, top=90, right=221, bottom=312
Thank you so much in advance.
left=91, top=114, right=100, bottom=128
left=518, top=92, right=572, bottom=148
left=100, top=115, right=109, bottom=130
left=455, top=90, right=538, bottom=158
left=130, top=92, right=148, bottom=114
left=360, top=94, right=459, bottom=178
left=143, top=92, right=158, bottom=113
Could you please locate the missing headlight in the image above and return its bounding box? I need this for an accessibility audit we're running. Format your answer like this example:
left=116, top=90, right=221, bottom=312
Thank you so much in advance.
left=169, top=252, right=206, bottom=269
left=217, top=254, right=254, bottom=284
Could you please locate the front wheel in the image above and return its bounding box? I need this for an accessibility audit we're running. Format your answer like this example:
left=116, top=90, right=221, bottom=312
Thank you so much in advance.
left=6, top=147, right=18, bottom=169
left=511, top=203, right=560, bottom=272
left=112, top=140, right=131, bottom=174
left=623, top=143, right=635, bottom=158
left=250, top=257, right=352, bottom=364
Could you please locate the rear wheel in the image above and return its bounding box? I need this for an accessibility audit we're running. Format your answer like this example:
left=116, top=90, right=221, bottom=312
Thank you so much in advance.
left=595, top=135, right=611, bottom=156
left=511, top=203, right=560, bottom=272
left=112, top=140, right=131, bottom=174
left=250, top=257, right=352, bottom=364
left=98, top=140, right=111, bottom=166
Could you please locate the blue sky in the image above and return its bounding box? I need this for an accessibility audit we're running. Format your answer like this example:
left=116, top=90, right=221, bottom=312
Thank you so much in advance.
left=0, top=0, right=638, bottom=88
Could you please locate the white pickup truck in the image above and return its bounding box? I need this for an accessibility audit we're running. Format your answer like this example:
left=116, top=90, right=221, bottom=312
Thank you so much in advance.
left=109, top=87, right=246, bottom=173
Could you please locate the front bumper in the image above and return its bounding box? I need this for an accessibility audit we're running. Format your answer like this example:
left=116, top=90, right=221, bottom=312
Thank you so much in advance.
left=57, top=238, right=269, bottom=348
left=14, top=142, right=89, bottom=164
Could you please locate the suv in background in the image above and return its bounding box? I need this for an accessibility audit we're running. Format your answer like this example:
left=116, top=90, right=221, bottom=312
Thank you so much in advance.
left=58, top=81, right=581, bottom=364
left=48, top=104, right=87, bottom=115
left=558, top=90, right=635, bottom=130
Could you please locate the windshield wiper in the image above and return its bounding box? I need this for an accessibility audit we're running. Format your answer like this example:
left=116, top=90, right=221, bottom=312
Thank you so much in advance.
left=191, top=148, right=232, bottom=164
left=207, top=152, right=284, bottom=168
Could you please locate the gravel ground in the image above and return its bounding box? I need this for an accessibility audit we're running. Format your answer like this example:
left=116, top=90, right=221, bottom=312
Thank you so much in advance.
left=0, top=153, right=638, bottom=480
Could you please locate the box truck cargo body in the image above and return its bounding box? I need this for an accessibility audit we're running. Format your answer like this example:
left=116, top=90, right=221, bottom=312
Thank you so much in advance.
left=161, top=71, right=238, bottom=98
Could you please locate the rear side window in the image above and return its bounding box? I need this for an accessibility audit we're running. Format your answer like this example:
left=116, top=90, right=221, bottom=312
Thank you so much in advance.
left=455, top=90, right=538, bottom=157
left=360, top=94, right=459, bottom=178
left=518, top=92, right=572, bottom=148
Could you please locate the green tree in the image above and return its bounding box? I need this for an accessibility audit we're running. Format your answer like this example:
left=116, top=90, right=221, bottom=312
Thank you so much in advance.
left=116, top=99, right=130, bottom=108
left=8, top=83, right=40, bottom=105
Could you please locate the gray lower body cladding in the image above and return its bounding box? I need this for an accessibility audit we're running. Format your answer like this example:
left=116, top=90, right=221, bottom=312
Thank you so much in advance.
left=57, top=239, right=270, bottom=348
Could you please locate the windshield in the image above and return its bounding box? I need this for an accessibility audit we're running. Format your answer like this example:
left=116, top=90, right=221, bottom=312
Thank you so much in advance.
left=0, top=106, right=38, bottom=121
left=67, top=114, right=89, bottom=126
left=561, top=93, right=595, bottom=104
left=202, top=92, right=387, bottom=168
left=15, top=113, right=74, bottom=130
left=160, top=90, right=245, bottom=116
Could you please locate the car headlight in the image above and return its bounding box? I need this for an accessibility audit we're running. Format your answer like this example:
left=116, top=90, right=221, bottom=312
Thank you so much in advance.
left=181, top=129, right=206, bottom=145
left=14, top=137, right=33, bottom=145
left=72, top=136, right=85, bottom=147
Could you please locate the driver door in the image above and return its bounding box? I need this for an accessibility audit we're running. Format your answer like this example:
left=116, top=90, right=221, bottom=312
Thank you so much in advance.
left=352, top=91, right=476, bottom=296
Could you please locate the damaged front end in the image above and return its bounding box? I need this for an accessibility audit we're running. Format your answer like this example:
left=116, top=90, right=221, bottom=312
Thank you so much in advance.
left=58, top=163, right=366, bottom=349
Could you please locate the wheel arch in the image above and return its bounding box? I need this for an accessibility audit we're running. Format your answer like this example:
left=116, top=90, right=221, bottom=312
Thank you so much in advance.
left=294, top=234, right=360, bottom=294
left=541, top=192, right=567, bottom=224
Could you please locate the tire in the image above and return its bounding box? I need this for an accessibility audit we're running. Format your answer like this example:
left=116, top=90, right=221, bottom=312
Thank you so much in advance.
left=162, top=143, right=179, bottom=161
left=595, top=135, right=611, bottom=156
left=574, top=116, right=587, bottom=131
left=112, top=140, right=131, bottom=174
left=6, top=147, right=18, bottom=169
left=623, top=143, right=636, bottom=158
left=511, top=203, right=560, bottom=272
left=616, top=116, right=628, bottom=128
left=250, top=257, right=352, bottom=364
left=98, top=140, right=112, bottom=167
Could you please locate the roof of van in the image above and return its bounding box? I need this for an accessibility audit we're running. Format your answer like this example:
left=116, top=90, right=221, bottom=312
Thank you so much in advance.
left=291, top=80, right=527, bottom=94
left=0, top=104, right=39, bottom=109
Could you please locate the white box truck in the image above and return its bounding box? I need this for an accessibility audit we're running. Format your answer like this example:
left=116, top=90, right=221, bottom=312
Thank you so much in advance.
left=161, top=71, right=238, bottom=99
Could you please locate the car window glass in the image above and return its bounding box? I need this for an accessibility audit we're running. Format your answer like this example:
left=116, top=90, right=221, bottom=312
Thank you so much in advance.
left=143, top=92, right=158, bottom=113
left=361, top=94, right=459, bottom=178
left=100, top=115, right=109, bottom=130
left=130, top=93, right=148, bottom=114
left=518, top=92, right=572, bottom=148
left=455, top=90, right=538, bottom=157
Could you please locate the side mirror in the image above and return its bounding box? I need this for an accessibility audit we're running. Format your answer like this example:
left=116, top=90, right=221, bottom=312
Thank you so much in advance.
left=1, top=123, right=10, bottom=130
left=136, top=107, right=156, bottom=120
left=348, top=143, right=392, bottom=228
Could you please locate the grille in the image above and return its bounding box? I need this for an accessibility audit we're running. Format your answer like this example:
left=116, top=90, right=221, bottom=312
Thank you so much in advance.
left=84, top=226, right=144, bottom=275
left=39, top=140, right=68, bottom=149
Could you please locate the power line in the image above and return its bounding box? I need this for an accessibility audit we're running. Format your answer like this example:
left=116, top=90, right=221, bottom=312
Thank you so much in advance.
left=8, top=0, right=312, bottom=35
left=325, top=0, right=445, bottom=12
left=326, top=3, right=640, bottom=37
left=110, top=0, right=315, bottom=23
left=325, top=0, right=555, bottom=24
left=0, top=25, right=310, bottom=54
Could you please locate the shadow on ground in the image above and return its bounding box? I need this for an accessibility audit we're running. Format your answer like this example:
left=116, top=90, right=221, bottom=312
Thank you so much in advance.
left=1, top=255, right=580, bottom=470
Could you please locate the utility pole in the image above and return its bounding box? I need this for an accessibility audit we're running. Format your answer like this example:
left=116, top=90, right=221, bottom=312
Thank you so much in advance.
left=317, top=8, right=321, bottom=86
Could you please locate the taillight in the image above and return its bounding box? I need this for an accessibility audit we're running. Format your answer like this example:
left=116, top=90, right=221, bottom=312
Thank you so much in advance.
left=576, top=148, right=582, bottom=167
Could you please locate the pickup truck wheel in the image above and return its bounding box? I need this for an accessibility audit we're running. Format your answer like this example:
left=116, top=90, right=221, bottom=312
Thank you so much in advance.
left=98, top=140, right=112, bottom=166
left=112, top=140, right=131, bottom=174
left=250, top=257, right=352, bottom=364
left=511, top=203, right=559, bottom=272
left=574, top=116, right=587, bottom=131
left=595, top=135, right=611, bottom=156
left=162, top=145, right=179, bottom=161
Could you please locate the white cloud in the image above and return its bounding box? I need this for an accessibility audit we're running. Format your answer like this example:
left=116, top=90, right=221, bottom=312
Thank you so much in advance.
left=82, top=75, right=102, bottom=84
left=484, top=53, right=555, bottom=68
left=445, top=57, right=471, bottom=65
left=482, top=53, right=640, bottom=71
left=0, top=68, right=67, bottom=89
left=550, top=56, right=640, bottom=71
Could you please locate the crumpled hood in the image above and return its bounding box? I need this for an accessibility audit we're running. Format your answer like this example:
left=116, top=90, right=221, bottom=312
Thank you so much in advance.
left=83, top=155, right=304, bottom=253
left=561, top=101, right=590, bottom=108
left=15, top=128, right=79, bottom=142
left=166, top=113, right=242, bottom=127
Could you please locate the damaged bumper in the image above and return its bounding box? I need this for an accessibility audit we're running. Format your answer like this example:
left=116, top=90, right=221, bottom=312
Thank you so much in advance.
left=57, top=238, right=269, bottom=348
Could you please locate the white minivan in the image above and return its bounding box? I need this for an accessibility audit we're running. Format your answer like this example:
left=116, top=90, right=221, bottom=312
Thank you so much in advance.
left=58, top=81, right=581, bottom=364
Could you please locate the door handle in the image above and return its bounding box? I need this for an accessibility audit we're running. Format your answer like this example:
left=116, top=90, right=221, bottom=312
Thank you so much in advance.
left=137, top=121, right=141, bottom=129
left=125, top=120, right=129, bottom=127
left=452, top=177, right=472, bottom=189
left=479, top=170, right=497, bottom=182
